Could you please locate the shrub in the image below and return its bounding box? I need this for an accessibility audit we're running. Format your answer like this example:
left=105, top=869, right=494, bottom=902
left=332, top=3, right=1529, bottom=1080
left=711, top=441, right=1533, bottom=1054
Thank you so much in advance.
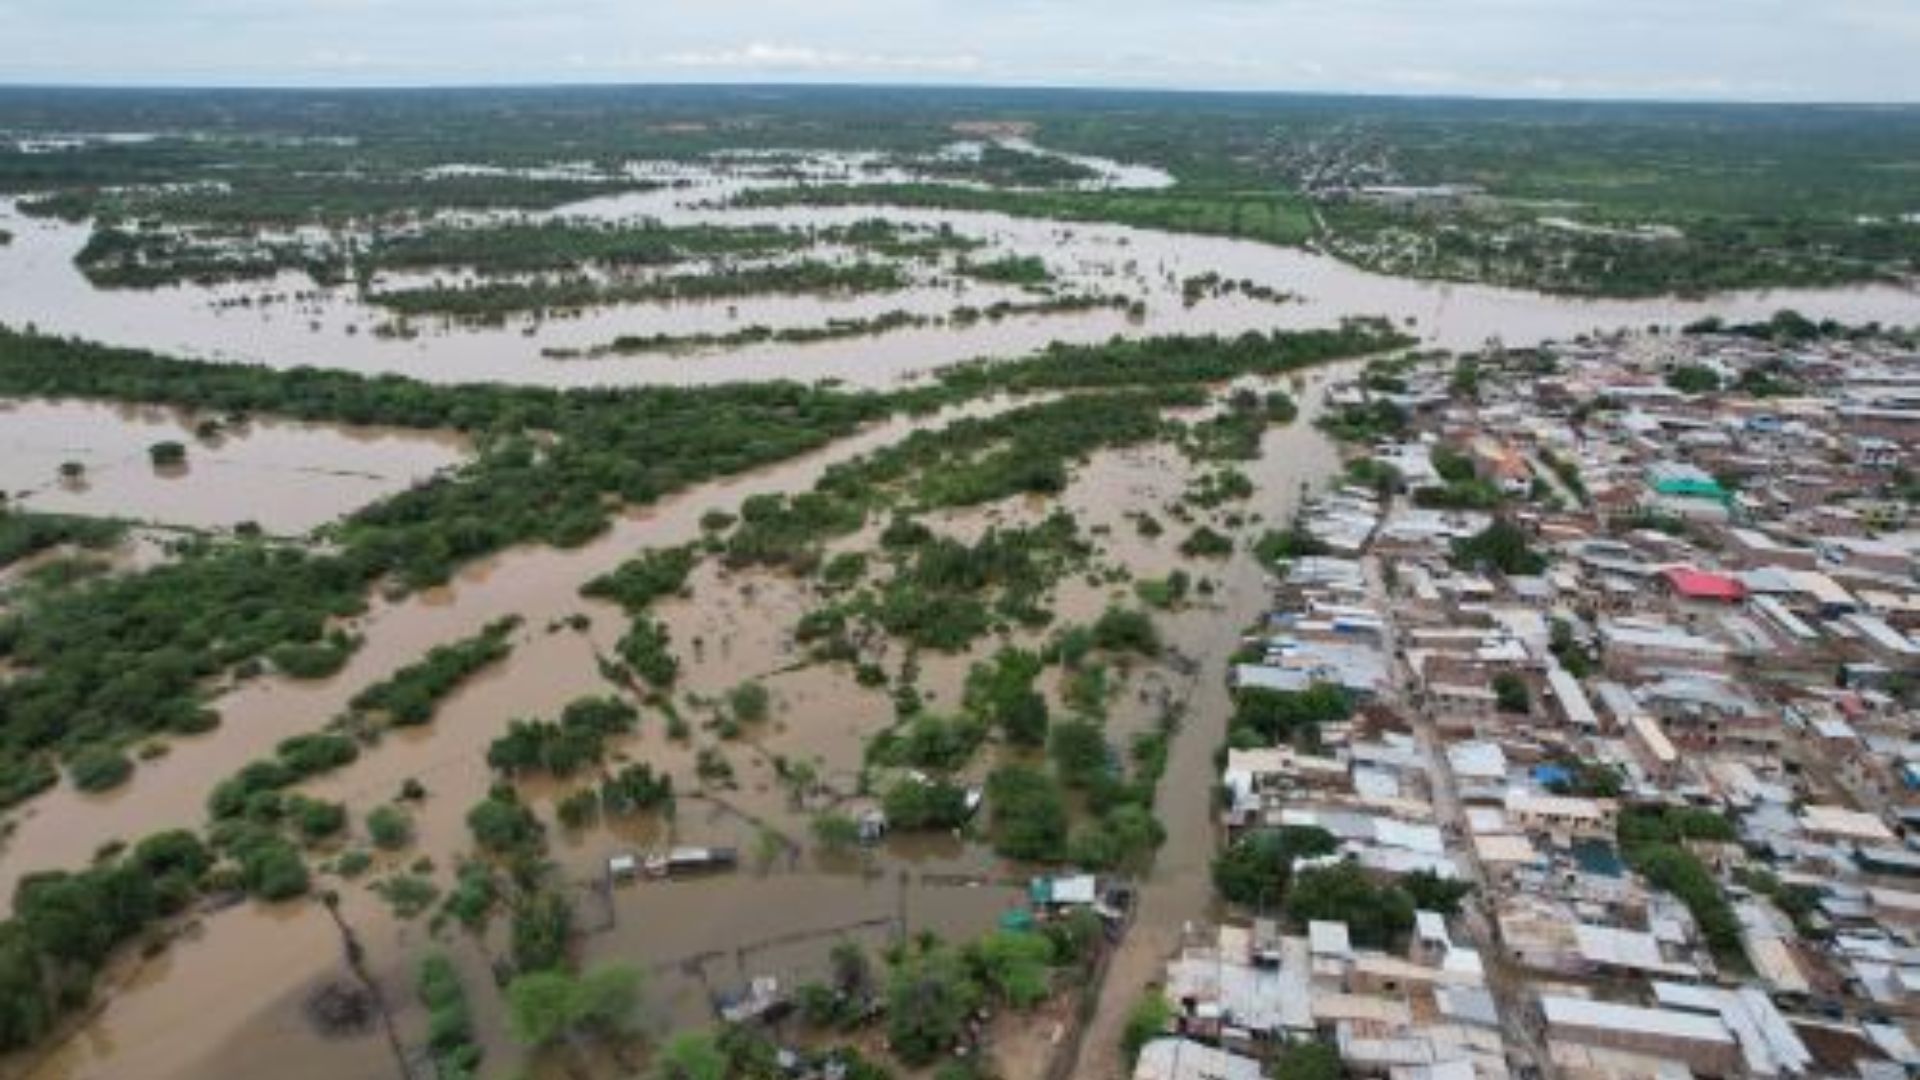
left=366, top=805, right=412, bottom=850
left=68, top=745, right=133, bottom=793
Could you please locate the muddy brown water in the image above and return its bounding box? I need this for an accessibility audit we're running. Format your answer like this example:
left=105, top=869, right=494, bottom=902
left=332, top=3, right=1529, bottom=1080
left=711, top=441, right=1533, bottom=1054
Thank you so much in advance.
left=6, top=146, right=1907, bottom=1079
left=4, top=368, right=1346, bottom=1080
left=1, top=179, right=1913, bottom=391
left=0, top=398, right=467, bottom=534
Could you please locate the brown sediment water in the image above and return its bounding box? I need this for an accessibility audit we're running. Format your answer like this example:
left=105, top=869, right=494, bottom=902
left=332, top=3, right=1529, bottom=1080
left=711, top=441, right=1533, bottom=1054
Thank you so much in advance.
left=1, top=178, right=1914, bottom=390
left=0, top=399, right=1011, bottom=908
left=0, top=398, right=468, bottom=534
left=7, top=366, right=1354, bottom=1080
left=10, top=144, right=1888, bottom=1076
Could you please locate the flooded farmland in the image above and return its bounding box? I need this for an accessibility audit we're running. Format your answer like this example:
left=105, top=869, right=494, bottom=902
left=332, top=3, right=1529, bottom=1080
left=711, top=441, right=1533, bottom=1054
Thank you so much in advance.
left=0, top=166, right=1913, bottom=391
left=4, top=361, right=1349, bottom=1080
left=1, top=125, right=1915, bottom=1080
left=0, top=398, right=467, bottom=533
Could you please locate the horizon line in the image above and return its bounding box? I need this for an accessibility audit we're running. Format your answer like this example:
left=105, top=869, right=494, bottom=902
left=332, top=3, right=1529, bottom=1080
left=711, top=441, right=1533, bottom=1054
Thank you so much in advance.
left=0, top=78, right=1916, bottom=111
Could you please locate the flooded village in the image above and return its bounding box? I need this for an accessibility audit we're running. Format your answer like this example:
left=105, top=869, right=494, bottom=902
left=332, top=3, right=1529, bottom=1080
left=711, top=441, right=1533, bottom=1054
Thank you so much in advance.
left=0, top=89, right=1915, bottom=1080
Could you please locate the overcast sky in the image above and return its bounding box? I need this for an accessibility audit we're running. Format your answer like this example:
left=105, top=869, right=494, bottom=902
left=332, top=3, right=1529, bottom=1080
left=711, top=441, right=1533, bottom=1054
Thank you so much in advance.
left=1, top=0, right=1916, bottom=103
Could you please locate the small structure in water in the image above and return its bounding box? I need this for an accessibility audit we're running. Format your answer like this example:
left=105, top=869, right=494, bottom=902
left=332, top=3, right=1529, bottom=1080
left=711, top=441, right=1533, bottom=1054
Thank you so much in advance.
left=644, top=845, right=738, bottom=878
left=714, top=975, right=789, bottom=1024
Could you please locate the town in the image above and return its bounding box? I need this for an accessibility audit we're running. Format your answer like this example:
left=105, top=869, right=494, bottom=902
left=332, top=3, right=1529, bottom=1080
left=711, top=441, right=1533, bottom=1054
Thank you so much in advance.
left=1129, top=316, right=1920, bottom=1080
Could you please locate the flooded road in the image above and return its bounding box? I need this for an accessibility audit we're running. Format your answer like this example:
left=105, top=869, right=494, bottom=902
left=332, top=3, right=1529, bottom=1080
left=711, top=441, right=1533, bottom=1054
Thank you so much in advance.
left=0, top=398, right=467, bottom=533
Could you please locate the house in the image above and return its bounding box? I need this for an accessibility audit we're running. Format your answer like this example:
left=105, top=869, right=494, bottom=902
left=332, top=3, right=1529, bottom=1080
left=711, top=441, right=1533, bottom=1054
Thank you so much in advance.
left=1504, top=790, right=1617, bottom=841
left=1133, top=1038, right=1263, bottom=1080
left=1540, top=996, right=1740, bottom=1076
left=1660, top=567, right=1747, bottom=606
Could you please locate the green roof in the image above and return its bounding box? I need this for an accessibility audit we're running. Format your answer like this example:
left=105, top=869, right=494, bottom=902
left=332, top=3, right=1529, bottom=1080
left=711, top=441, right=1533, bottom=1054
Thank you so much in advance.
left=1652, top=477, right=1727, bottom=501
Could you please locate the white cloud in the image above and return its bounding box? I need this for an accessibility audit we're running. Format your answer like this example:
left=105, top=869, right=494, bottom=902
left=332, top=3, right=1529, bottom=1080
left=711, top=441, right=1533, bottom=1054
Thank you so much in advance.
left=660, top=41, right=982, bottom=76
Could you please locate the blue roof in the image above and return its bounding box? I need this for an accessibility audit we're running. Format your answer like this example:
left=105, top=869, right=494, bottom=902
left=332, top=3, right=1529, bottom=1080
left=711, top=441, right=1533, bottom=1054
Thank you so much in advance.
left=1533, top=764, right=1574, bottom=787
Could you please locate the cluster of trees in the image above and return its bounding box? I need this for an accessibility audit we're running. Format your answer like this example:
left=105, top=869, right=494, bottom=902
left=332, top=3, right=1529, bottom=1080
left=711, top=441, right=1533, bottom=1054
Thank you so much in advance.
left=31, top=168, right=640, bottom=229
left=1255, top=524, right=1331, bottom=566
left=870, top=712, right=988, bottom=773
left=1322, top=197, right=1919, bottom=297
left=883, top=920, right=1099, bottom=1067
left=1409, top=445, right=1503, bottom=510
left=417, top=953, right=482, bottom=1079
left=579, top=545, right=695, bottom=614
left=931, top=324, right=1409, bottom=399
left=0, top=508, right=124, bottom=569
left=865, top=514, right=1090, bottom=651
left=347, top=617, right=519, bottom=727
left=1183, top=389, right=1298, bottom=462
left=1226, top=684, right=1351, bottom=749
left=985, top=764, right=1070, bottom=861
left=963, top=647, right=1049, bottom=746
left=1213, top=825, right=1339, bottom=908
left=0, top=538, right=365, bottom=807
left=0, top=830, right=213, bottom=1050
left=1666, top=364, right=1724, bottom=394
left=369, top=219, right=808, bottom=276
left=467, top=785, right=546, bottom=857
left=739, top=182, right=1317, bottom=251
left=1214, top=827, right=1470, bottom=947
left=957, top=254, right=1053, bottom=287
left=1450, top=518, right=1547, bottom=576
left=207, top=730, right=359, bottom=819
left=505, top=963, right=643, bottom=1050
left=370, top=259, right=909, bottom=321
left=487, top=695, right=639, bottom=777
left=1317, top=398, right=1410, bottom=443
left=614, top=616, right=678, bottom=689
left=1618, top=806, right=1745, bottom=970
left=0, top=320, right=1395, bottom=892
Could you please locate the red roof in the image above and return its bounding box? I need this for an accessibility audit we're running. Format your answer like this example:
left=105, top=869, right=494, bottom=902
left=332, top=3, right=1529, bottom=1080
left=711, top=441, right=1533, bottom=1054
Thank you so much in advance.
left=1661, top=567, right=1747, bottom=602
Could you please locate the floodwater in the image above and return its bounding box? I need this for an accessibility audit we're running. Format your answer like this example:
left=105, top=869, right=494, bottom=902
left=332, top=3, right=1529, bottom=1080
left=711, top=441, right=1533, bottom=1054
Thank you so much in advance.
left=0, top=398, right=468, bottom=534
left=0, top=162, right=1913, bottom=390
left=0, top=399, right=1021, bottom=908
left=3, top=137, right=1913, bottom=1079
left=6, top=365, right=1349, bottom=1080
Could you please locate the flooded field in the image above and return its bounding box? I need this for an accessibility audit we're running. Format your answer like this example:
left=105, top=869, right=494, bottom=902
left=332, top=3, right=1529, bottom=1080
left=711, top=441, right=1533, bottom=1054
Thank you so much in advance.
left=0, top=398, right=467, bottom=533
left=5, top=362, right=1349, bottom=1080
left=0, top=160, right=1913, bottom=391
left=3, top=134, right=1912, bottom=1080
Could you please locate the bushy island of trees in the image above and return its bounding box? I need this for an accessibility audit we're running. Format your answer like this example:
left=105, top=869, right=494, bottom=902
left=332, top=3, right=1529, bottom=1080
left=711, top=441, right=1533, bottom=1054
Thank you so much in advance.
left=0, top=508, right=125, bottom=570
left=367, top=259, right=911, bottom=323
left=543, top=293, right=1134, bottom=361
left=71, top=214, right=991, bottom=293
left=736, top=182, right=1317, bottom=249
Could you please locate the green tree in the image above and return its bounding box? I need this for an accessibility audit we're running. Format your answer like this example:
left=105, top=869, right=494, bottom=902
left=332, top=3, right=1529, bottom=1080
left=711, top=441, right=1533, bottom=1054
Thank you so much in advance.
left=1284, top=864, right=1415, bottom=948
left=1122, top=991, right=1174, bottom=1067
left=652, top=1031, right=727, bottom=1080
left=887, top=943, right=983, bottom=1066
left=970, top=930, right=1055, bottom=1008
left=506, top=963, right=643, bottom=1049
left=1492, top=672, right=1531, bottom=714
left=986, top=765, right=1068, bottom=861
left=1272, top=1040, right=1343, bottom=1080
left=1451, top=518, right=1546, bottom=575
left=812, top=812, right=862, bottom=851
left=1212, top=826, right=1337, bottom=907
left=366, top=805, right=412, bottom=850
left=1048, top=718, right=1109, bottom=786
